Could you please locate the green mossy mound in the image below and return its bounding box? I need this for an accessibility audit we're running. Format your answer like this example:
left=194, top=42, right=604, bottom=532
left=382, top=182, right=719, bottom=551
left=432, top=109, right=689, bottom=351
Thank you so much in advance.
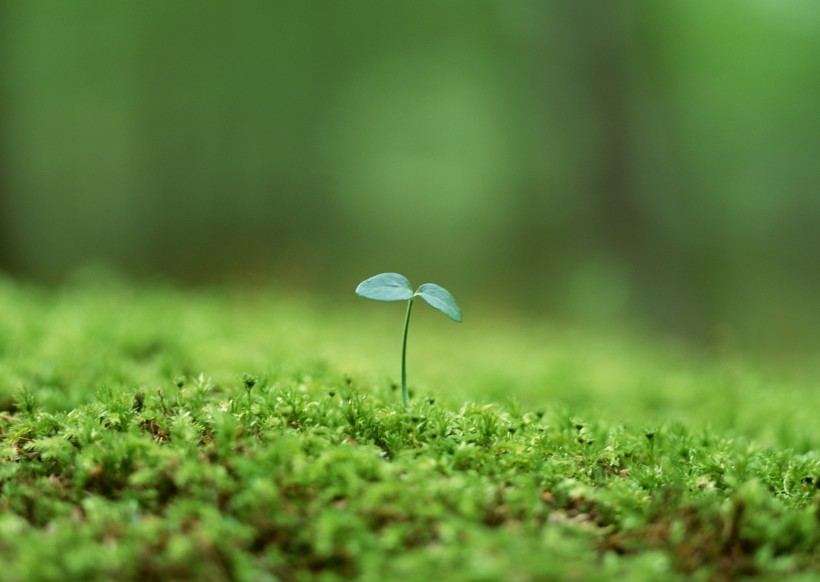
left=0, top=278, right=818, bottom=580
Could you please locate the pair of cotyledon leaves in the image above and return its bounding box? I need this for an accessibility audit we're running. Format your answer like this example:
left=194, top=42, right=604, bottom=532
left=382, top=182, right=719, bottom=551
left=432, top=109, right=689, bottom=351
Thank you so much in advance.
left=355, top=273, right=462, bottom=323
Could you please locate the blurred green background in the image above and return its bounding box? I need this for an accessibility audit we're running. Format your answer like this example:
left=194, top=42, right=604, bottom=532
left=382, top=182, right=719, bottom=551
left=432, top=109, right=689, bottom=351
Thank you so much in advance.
left=1, top=1, right=819, bottom=350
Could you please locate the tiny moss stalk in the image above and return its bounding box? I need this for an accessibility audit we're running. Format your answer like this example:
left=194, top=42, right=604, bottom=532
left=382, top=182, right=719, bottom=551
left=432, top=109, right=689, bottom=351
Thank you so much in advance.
left=401, top=296, right=414, bottom=406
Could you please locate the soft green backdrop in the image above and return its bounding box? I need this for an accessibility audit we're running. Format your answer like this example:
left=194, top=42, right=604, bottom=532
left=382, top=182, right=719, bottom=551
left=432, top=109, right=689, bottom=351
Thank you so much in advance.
left=1, top=1, right=819, bottom=350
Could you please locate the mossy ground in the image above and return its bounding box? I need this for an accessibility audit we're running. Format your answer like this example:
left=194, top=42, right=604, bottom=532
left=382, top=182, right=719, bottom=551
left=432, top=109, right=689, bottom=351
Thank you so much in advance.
left=0, top=276, right=818, bottom=581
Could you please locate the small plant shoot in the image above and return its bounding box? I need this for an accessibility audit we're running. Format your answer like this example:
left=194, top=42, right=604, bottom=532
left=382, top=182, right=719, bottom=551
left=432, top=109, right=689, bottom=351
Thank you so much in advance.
left=356, top=272, right=462, bottom=405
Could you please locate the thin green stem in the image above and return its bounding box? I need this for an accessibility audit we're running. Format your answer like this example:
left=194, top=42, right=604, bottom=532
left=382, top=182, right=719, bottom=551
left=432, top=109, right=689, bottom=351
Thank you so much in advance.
left=401, top=297, right=414, bottom=406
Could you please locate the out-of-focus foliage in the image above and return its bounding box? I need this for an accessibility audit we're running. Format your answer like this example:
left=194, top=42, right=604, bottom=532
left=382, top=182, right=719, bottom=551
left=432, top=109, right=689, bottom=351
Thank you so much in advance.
left=1, top=1, right=819, bottom=347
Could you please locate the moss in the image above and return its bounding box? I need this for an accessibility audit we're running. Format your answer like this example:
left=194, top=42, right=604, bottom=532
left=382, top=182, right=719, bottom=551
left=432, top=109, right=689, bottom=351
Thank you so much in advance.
left=0, top=277, right=817, bottom=580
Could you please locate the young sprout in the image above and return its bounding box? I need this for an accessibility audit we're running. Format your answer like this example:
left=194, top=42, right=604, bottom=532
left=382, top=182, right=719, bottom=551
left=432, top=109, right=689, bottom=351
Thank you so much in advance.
left=355, top=273, right=462, bottom=405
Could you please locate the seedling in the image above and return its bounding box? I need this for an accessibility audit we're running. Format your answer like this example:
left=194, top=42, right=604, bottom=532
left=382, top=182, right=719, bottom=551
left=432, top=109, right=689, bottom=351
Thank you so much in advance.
left=355, top=272, right=462, bottom=405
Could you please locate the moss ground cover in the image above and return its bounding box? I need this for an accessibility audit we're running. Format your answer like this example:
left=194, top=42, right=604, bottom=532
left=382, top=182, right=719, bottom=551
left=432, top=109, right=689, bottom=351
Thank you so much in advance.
left=0, top=276, right=818, bottom=581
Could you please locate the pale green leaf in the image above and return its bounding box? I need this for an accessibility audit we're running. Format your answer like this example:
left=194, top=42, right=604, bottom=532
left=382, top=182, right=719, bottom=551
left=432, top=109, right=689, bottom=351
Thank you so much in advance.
left=415, top=283, right=462, bottom=322
left=355, top=272, right=414, bottom=302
